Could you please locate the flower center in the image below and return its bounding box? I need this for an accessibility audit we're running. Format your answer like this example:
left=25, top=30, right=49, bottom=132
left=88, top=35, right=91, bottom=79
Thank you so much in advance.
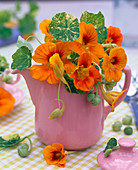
left=53, top=151, right=63, bottom=161
left=77, top=67, right=89, bottom=80
left=82, top=35, right=89, bottom=45
left=110, top=57, right=118, bottom=65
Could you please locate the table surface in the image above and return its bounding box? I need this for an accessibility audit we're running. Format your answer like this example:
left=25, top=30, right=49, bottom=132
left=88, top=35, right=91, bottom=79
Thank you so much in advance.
left=0, top=1, right=138, bottom=170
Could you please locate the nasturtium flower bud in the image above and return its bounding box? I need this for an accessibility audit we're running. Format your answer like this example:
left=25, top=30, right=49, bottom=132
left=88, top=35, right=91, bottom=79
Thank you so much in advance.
left=91, top=94, right=101, bottom=106
left=124, top=126, right=133, bottom=135
left=18, top=143, right=29, bottom=158
left=48, top=108, right=63, bottom=119
left=104, top=81, right=117, bottom=91
left=2, top=74, right=13, bottom=84
left=112, top=121, right=122, bottom=131
left=87, top=93, right=95, bottom=102
left=49, top=99, right=65, bottom=120
left=122, top=115, right=132, bottom=125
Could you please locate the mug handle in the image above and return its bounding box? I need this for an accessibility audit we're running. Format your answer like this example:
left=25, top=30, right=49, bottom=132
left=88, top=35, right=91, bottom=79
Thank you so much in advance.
left=5, top=69, right=20, bottom=85
left=104, top=65, right=131, bottom=119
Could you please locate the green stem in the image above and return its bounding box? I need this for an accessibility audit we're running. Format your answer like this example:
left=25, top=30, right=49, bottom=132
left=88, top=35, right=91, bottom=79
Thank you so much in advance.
left=26, top=35, right=42, bottom=44
left=26, top=136, right=32, bottom=153
left=95, top=83, right=98, bottom=97
left=67, top=148, right=87, bottom=155
left=0, top=133, right=34, bottom=148
left=58, top=82, right=61, bottom=109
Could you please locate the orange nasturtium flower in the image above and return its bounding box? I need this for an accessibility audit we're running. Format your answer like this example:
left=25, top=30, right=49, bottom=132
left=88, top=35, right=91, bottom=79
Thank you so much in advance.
left=70, top=53, right=102, bottom=91
left=70, top=22, right=105, bottom=59
left=106, top=26, right=123, bottom=47
left=30, top=42, right=76, bottom=84
left=102, top=47, right=127, bottom=82
left=43, top=143, right=68, bottom=168
left=0, top=87, right=15, bottom=117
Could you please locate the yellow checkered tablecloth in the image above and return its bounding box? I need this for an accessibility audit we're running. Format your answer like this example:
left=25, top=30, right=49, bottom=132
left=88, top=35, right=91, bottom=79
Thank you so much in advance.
left=0, top=75, right=138, bottom=170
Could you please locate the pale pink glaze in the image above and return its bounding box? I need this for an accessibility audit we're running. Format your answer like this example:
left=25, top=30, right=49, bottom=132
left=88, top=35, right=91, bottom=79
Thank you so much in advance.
left=12, top=66, right=131, bottom=150
left=0, top=70, right=23, bottom=106
left=97, top=137, right=138, bottom=170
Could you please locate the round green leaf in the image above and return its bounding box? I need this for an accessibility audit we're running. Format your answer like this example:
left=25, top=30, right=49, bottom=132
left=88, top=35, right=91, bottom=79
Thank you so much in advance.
left=11, top=46, right=32, bottom=71
left=49, top=12, right=80, bottom=42
left=80, top=11, right=104, bottom=28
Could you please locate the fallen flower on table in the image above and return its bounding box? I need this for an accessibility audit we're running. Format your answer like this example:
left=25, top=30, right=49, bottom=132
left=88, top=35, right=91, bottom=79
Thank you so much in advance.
left=43, top=143, right=85, bottom=168
left=0, top=87, right=15, bottom=117
left=43, top=143, right=68, bottom=168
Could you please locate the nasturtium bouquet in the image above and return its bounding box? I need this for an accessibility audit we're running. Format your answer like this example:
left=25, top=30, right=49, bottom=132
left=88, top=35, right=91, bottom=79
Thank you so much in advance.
left=11, top=11, right=127, bottom=119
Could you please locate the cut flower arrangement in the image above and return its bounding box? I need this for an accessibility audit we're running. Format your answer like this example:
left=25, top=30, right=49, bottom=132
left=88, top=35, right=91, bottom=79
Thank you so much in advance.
left=10, top=11, right=131, bottom=168
left=11, top=11, right=127, bottom=119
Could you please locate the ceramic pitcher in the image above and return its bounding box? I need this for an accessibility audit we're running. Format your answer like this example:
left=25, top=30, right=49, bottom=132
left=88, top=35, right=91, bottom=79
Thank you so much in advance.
left=12, top=65, right=131, bottom=150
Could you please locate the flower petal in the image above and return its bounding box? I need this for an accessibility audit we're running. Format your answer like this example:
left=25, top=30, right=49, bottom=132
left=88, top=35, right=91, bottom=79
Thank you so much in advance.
left=74, top=76, right=95, bottom=91
left=39, top=19, right=54, bottom=39
left=33, top=42, right=56, bottom=63
left=89, top=43, right=105, bottom=58
left=89, top=66, right=102, bottom=83
left=56, top=41, right=72, bottom=59
left=63, top=60, right=76, bottom=74
left=49, top=53, right=64, bottom=75
left=78, top=53, right=93, bottom=67
left=30, top=65, right=60, bottom=84
left=107, top=89, right=127, bottom=112
left=0, top=87, right=15, bottom=117
left=52, top=143, right=64, bottom=152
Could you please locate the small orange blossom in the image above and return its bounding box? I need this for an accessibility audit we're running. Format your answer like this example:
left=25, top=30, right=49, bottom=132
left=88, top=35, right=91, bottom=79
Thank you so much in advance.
left=43, top=143, right=68, bottom=168
left=70, top=22, right=105, bottom=59
left=106, top=26, right=123, bottom=47
left=30, top=42, right=76, bottom=84
left=70, top=53, right=102, bottom=91
left=102, top=47, right=127, bottom=82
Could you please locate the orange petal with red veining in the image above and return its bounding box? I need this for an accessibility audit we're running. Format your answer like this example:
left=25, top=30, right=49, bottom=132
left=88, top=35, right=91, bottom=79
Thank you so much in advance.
left=63, top=60, right=76, bottom=74
left=30, top=65, right=60, bottom=84
left=89, top=43, right=105, bottom=58
left=77, top=22, right=98, bottom=46
left=33, top=42, right=56, bottom=63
